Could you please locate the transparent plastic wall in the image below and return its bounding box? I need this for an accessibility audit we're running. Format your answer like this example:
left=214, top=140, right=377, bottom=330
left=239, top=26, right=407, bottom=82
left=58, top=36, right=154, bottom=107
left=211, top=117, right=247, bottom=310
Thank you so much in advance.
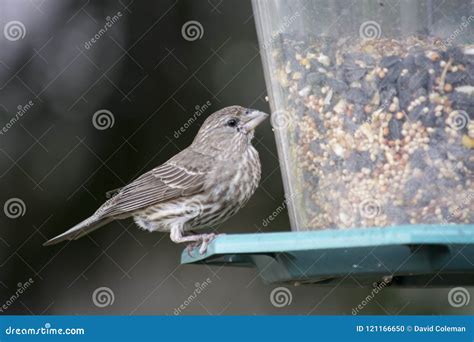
left=253, top=0, right=474, bottom=231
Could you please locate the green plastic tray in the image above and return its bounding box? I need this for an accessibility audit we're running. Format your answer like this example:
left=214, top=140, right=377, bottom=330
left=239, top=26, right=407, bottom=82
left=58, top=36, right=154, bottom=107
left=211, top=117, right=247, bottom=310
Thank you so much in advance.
left=181, top=225, right=474, bottom=286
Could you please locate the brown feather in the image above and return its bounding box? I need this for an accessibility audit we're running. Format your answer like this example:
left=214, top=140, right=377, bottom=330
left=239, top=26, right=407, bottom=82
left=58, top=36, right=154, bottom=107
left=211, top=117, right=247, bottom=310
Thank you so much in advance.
left=96, top=149, right=214, bottom=217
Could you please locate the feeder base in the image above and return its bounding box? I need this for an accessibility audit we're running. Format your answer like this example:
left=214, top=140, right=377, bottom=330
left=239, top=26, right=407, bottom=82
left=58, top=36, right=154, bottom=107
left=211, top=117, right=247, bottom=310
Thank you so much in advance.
left=181, top=225, right=474, bottom=287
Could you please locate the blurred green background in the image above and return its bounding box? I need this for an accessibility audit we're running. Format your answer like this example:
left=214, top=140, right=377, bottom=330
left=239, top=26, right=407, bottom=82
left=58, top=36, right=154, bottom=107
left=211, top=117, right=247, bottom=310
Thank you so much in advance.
left=0, top=0, right=472, bottom=315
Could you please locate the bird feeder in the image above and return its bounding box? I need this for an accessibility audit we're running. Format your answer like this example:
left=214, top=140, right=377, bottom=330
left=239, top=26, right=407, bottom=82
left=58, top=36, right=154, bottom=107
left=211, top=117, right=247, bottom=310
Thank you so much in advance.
left=182, top=0, right=474, bottom=286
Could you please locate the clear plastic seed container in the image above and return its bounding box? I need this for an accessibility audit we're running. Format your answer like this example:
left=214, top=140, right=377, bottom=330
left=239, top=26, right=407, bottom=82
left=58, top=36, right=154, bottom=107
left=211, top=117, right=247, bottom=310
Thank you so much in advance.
left=253, top=0, right=474, bottom=231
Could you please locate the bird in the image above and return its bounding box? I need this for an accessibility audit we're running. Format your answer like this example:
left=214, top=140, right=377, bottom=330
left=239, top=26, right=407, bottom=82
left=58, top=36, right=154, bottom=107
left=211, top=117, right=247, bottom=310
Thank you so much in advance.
left=43, top=106, right=268, bottom=254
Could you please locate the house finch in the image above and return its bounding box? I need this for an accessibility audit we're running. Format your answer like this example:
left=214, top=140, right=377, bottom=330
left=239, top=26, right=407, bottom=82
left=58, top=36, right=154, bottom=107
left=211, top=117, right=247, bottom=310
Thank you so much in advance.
left=44, top=106, right=268, bottom=254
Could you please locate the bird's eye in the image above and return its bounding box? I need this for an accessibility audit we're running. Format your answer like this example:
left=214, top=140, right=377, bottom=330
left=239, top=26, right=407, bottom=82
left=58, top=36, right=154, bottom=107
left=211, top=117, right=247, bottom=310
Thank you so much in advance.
left=226, top=118, right=238, bottom=127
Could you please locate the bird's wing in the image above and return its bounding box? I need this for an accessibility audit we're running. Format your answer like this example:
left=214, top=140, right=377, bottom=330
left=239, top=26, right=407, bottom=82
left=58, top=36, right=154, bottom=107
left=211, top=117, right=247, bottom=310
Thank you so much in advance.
left=97, top=150, right=212, bottom=217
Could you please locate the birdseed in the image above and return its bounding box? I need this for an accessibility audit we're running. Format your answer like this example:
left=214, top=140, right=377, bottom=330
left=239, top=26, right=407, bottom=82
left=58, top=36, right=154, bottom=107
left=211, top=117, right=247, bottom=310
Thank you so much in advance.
left=271, top=35, right=473, bottom=229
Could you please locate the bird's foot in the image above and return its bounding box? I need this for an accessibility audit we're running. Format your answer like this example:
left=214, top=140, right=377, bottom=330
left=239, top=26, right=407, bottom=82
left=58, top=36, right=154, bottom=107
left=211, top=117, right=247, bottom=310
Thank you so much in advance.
left=198, top=233, right=216, bottom=255
left=186, top=241, right=200, bottom=257
left=185, top=233, right=218, bottom=256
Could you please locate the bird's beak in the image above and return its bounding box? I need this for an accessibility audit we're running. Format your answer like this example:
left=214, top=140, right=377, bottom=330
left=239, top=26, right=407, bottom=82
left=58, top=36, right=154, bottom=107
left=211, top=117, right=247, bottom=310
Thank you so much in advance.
left=243, top=110, right=269, bottom=131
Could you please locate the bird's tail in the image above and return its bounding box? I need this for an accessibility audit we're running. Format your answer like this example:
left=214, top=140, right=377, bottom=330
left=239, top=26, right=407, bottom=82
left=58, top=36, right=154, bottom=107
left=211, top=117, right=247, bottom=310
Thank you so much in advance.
left=43, top=216, right=113, bottom=246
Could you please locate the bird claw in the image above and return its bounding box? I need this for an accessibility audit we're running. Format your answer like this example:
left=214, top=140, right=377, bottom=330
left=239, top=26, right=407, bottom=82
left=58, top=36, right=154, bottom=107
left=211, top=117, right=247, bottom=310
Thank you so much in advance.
left=198, top=233, right=216, bottom=255
left=186, top=243, right=198, bottom=257
left=185, top=233, right=218, bottom=256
